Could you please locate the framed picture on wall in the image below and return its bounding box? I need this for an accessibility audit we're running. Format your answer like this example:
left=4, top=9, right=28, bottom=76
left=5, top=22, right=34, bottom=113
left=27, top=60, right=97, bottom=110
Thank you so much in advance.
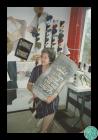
left=15, top=38, right=33, bottom=60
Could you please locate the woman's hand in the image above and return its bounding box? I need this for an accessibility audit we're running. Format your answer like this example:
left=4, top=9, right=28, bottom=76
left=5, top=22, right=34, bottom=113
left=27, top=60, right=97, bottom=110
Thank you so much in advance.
left=46, top=94, right=57, bottom=104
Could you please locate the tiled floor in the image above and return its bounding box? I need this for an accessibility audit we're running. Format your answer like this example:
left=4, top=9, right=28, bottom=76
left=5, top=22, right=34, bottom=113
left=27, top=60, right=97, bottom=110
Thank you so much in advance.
left=7, top=110, right=66, bottom=133
left=7, top=109, right=91, bottom=133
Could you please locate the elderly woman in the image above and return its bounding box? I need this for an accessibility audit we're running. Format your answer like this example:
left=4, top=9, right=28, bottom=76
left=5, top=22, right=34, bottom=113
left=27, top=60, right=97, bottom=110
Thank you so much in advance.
left=27, top=48, right=59, bottom=133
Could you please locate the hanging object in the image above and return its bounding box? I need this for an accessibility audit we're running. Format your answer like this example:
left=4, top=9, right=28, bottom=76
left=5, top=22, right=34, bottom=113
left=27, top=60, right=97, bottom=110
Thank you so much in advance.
left=44, top=15, right=53, bottom=48
left=57, top=21, right=65, bottom=52
left=51, top=20, right=59, bottom=54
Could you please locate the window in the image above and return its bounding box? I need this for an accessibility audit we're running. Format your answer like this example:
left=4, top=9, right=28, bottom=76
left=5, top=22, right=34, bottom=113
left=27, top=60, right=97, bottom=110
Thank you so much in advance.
left=80, top=9, right=91, bottom=65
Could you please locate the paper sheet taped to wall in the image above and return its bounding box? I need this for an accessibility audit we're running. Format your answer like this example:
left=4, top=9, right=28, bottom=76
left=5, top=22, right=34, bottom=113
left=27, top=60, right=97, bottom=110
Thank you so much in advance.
left=33, top=53, right=78, bottom=100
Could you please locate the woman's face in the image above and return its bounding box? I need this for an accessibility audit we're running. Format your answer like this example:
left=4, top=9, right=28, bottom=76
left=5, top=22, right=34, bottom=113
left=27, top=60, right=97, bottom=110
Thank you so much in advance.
left=41, top=53, right=50, bottom=66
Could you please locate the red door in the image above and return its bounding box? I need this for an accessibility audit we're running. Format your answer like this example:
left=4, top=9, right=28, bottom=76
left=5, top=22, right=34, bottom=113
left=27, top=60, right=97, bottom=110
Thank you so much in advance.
left=67, top=7, right=86, bottom=64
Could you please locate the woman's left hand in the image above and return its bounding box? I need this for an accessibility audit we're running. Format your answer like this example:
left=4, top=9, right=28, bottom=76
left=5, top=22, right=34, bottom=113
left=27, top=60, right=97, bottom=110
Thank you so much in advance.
left=46, top=94, right=57, bottom=104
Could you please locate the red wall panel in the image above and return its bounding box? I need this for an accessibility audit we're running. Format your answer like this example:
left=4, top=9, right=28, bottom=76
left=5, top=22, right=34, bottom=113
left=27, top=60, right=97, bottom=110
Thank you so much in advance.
left=67, top=7, right=86, bottom=64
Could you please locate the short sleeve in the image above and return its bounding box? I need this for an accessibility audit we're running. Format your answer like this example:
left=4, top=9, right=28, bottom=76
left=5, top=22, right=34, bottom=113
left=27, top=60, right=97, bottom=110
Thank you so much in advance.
left=28, top=65, right=42, bottom=83
left=28, top=68, right=36, bottom=83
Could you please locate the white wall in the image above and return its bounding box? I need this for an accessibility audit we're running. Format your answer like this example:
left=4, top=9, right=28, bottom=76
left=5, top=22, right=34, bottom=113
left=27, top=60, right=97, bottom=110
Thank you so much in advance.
left=7, top=7, right=71, bottom=44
